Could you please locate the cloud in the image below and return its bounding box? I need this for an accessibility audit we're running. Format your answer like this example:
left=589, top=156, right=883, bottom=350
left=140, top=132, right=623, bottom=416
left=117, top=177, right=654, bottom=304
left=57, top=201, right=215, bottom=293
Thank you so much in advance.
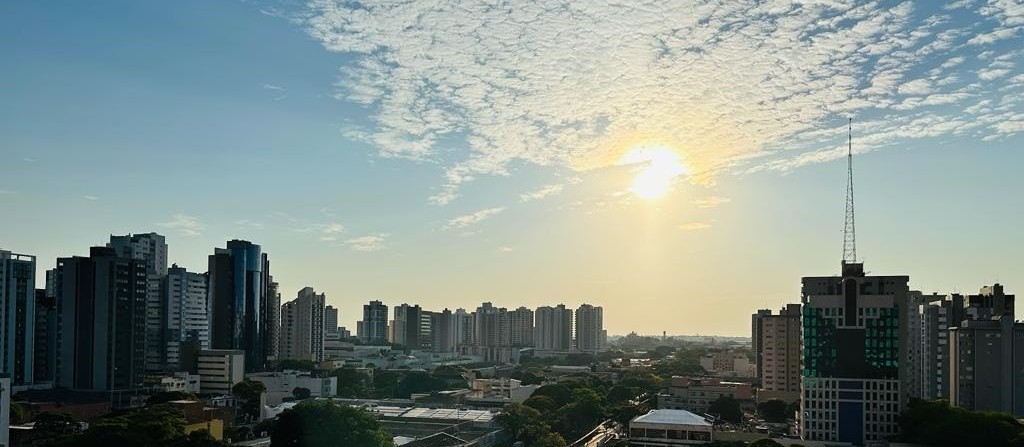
left=234, top=219, right=265, bottom=228
left=445, top=207, right=506, bottom=230
left=693, top=196, right=731, bottom=209
left=344, top=234, right=389, bottom=252
left=0, top=189, right=15, bottom=195
left=262, top=83, right=287, bottom=101
left=679, top=222, right=712, bottom=231
left=311, top=222, right=346, bottom=241
left=498, top=246, right=514, bottom=253
left=305, top=0, right=1024, bottom=202
left=83, top=195, right=99, bottom=201
left=520, top=183, right=566, bottom=202
left=159, top=214, right=204, bottom=237
left=22, top=157, right=36, bottom=163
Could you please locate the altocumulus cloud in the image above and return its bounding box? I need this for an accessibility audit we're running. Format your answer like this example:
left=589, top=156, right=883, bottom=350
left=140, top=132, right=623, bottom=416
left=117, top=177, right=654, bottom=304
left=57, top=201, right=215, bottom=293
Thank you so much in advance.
left=159, top=214, right=204, bottom=237
left=306, top=0, right=1024, bottom=203
left=445, top=207, right=506, bottom=230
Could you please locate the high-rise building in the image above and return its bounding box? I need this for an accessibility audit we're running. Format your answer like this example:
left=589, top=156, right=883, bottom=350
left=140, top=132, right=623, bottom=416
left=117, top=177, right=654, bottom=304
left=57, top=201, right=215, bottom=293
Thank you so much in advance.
left=753, top=304, right=801, bottom=403
left=535, top=305, right=573, bottom=351
left=454, top=308, right=474, bottom=350
left=949, top=314, right=1024, bottom=416
left=431, top=308, right=456, bottom=353
left=916, top=293, right=964, bottom=400
left=509, top=307, right=535, bottom=348
left=325, top=305, right=339, bottom=334
left=154, top=265, right=210, bottom=372
left=108, top=233, right=168, bottom=373
left=474, top=303, right=510, bottom=348
left=280, top=287, right=326, bottom=362
left=799, top=262, right=910, bottom=445
left=358, top=300, right=389, bottom=344
left=208, top=240, right=271, bottom=372
left=574, top=304, right=604, bottom=353
left=54, top=247, right=147, bottom=390
left=0, top=250, right=36, bottom=385
left=751, top=309, right=772, bottom=379
left=266, top=277, right=281, bottom=363
left=392, top=303, right=424, bottom=351
left=34, top=287, right=57, bottom=383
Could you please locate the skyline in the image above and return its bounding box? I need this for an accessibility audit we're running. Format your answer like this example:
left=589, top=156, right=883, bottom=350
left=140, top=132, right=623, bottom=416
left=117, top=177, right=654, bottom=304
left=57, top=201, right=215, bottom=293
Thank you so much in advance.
left=2, top=1, right=1023, bottom=335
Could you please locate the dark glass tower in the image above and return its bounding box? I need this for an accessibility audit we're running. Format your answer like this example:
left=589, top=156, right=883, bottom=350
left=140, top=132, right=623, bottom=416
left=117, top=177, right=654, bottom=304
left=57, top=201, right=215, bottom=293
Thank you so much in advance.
left=208, top=240, right=270, bottom=372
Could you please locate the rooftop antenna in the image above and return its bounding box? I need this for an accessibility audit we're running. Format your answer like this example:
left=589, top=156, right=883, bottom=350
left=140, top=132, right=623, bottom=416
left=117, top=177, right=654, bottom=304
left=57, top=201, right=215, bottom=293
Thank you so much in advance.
left=842, top=117, right=857, bottom=264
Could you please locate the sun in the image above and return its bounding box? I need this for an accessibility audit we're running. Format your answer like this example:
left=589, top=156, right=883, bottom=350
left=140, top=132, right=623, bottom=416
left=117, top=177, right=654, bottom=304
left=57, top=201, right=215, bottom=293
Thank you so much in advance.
left=620, top=146, right=688, bottom=199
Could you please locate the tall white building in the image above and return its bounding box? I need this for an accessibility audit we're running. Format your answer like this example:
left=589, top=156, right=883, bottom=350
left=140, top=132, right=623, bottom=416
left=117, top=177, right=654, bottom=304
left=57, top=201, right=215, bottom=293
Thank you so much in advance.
left=196, top=349, right=244, bottom=395
left=107, top=233, right=168, bottom=372
left=535, top=305, right=572, bottom=351
left=509, top=307, right=535, bottom=347
left=156, top=264, right=209, bottom=371
left=280, top=287, right=326, bottom=362
left=752, top=304, right=801, bottom=403
left=0, top=250, right=36, bottom=385
left=475, top=302, right=510, bottom=348
left=574, top=304, right=604, bottom=353
left=325, top=305, right=339, bottom=334
left=454, top=308, right=475, bottom=350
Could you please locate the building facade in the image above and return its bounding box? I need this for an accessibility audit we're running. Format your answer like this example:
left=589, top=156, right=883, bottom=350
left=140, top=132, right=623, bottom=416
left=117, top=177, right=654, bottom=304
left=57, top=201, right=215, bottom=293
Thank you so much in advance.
left=196, top=349, right=245, bottom=395
left=155, top=265, right=210, bottom=371
left=799, top=262, right=910, bottom=445
left=753, top=304, right=801, bottom=403
left=208, top=240, right=271, bottom=372
left=535, top=305, right=573, bottom=351
left=0, top=250, right=35, bottom=385
left=358, top=300, right=389, bottom=344
left=575, top=304, right=604, bottom=352
left=509, top=306, right=535, bottom=348
left=54, top=247, right=148, bottom=390
left=108, top=233, right=168, bottom=373
left=280, top=287, right=326, bottom=362
left=949, top=315, right=1024, bottom=416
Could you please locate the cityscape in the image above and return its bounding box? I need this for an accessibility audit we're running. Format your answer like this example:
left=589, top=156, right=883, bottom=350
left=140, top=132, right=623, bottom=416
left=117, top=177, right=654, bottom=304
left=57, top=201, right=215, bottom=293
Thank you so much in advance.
left=3, top=1, right=1024, bottom=447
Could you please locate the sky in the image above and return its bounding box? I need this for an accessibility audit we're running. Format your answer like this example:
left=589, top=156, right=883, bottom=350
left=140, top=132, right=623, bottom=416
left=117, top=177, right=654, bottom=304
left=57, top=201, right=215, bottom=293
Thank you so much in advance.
left=1, top=0, right=1022, bottom=336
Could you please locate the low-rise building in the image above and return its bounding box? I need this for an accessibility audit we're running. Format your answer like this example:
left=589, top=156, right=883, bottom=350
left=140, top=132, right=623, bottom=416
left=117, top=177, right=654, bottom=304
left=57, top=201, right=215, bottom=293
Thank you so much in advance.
left=246, top=371, right=337, bottom=405
left=657, top=377, right=753, bottom=414
left=196, top=350, right=245, bottom=395
left=144, top=373, right=201, bottom=394
left=629, top=409, right=713, bottom=446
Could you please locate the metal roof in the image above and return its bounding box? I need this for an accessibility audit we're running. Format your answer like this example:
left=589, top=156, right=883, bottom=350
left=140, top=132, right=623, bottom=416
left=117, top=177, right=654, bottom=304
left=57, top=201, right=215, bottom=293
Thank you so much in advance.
left=631, top=409, right=712, bottom=427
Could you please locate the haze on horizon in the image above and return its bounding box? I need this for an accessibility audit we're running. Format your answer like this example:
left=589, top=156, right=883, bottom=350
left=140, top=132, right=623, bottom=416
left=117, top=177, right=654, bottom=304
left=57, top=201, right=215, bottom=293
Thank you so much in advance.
left=2, top=0, right=1022, bottom=336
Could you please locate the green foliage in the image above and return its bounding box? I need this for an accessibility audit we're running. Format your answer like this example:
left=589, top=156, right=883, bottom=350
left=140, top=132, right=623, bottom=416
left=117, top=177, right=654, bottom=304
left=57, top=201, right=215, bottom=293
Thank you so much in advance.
left=292, top=387, right=312, bottom=400
left=707, top=396, right=743, bottom=424
left=147, top=391, right=197, bottom=406
left=653, top=346, right=707, bottom=377
left=524, top=395, right=560, bottom=413
left=277, top=359, right=317, bottom=371
left=606, top=386, right=637, bottom=405
left=270, top=400, right=394, bottom=447
left=510, top=368, right=544, bottom=385
left=784, top=400, right=799, bottom=419
left=748, top=439, right=785, bottom=447
left=533, top=384, right=573, bottom=407
left=61, top=404, right=225, bottom=447
left=10, top=402, right=26, bottom=424
left=757, top=399, right=789, bottom=423
left=554, top=388, right=609, bottom=440
left=372, top=370, right=400, bottom=398
left=330, top=367, right=370, bottom=397
left=395, top=371, right=448, bottom=398
left=232, top=378, right=267, bottom=422
left=496, top=403, right=567, bottom=447
left=897, top=399, right=1024, bottom=447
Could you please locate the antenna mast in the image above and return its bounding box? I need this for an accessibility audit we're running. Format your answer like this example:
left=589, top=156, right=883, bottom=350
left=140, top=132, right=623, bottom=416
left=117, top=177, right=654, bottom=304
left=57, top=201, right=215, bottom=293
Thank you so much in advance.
left=842, top=118, right=857, bottom=263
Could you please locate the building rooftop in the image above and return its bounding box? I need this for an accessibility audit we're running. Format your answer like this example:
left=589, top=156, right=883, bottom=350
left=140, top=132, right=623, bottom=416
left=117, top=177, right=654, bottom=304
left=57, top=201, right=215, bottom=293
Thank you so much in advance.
left=632, top=409, right=711, bottom=427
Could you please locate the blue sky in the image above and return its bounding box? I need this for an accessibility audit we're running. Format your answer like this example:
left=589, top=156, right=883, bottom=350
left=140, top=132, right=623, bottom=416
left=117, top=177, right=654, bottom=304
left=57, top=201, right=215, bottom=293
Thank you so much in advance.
left=1, top=0, right=1022, bottom=335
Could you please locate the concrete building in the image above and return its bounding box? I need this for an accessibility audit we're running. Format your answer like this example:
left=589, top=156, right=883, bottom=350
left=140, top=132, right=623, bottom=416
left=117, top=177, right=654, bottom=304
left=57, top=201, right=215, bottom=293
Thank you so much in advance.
left=752, top=304, right=801, bottom=403
left=431, top=308, right=457, bottom=353
left=246, top=370, right=337, bottom=405
left=509, top=307, right=534, bottom=348
left=358, top=300, right=389, bottom=344
left=454, top=308, right=475, bottom=349
left=917, top=293, right=964, bottom=400
left=799, top=262, right=910, bottom=445
left=965, top=283, right=1015, bottom=319
left=196, top=349, right=245, bottom=395
left=474, top=303, right=510, bottom=348
left=0, top=376, right=9, bottom=447
left=949, top=315, right=1024, bottom=416
left=266, top=278, right=281, bottom=364
left=53, top=247, right=148, bottom=390
left=107, top=233, right=168, bottom=373
left=575, top=304, right=604, bottom=352
left=0, top=250, right=36, bottom=385
left=392, top=303, right=428, bottom=351
left=280, top=287, right=326, bottom=362
left=658, top=377, right=753, bottom=414
left=325, top=305, right=339, bottom=334
left=154, top=265, right=209, bottom=372
left=535, top=305, right=572, bottom=351
left=34, top=287, right=57, bottom=384
left=629, top=409, right=713, bottom=446
left=208, top=240, right=271, bottom=372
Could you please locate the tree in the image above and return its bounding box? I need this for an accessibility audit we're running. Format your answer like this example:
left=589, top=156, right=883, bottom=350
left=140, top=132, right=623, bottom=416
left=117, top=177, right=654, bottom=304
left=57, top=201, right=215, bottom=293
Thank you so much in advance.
left=10, top=402, right=25, bottom=424
left=555, top=388, right=608, bottom=439
left=707, top=396, right=743, bottom=424
left=147, top=391, right=197, bottom=406
left=748, top=439, right=785, bottom=447
left=68, top=404, right=188, bottom=447
left=232, top=378, right=267, bottom=422
left=371, top=370, right=400, bottom=398
left=395, top=371, right=447, bottom=398
left=292, top=387, right=312, bottom=400
left=897, top=399, right=1024, bottom=447
left=606, top=385, right=637, bottom=405
left=331, top=367, right=370, bottom=398
left=757, top=399, right=788, bottom=423
left=496, top=403, right=567, bottom=447
left=523, top=395, right=560, bottom=414
left=532, top=384, right=573, bottom=407
left=271, top=400, right=394, bottom=447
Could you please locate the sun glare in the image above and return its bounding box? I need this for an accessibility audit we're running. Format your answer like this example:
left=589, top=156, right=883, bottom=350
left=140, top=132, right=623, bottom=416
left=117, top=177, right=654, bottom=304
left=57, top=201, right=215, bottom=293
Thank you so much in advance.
left=620, top=146, right=688, bottom=199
